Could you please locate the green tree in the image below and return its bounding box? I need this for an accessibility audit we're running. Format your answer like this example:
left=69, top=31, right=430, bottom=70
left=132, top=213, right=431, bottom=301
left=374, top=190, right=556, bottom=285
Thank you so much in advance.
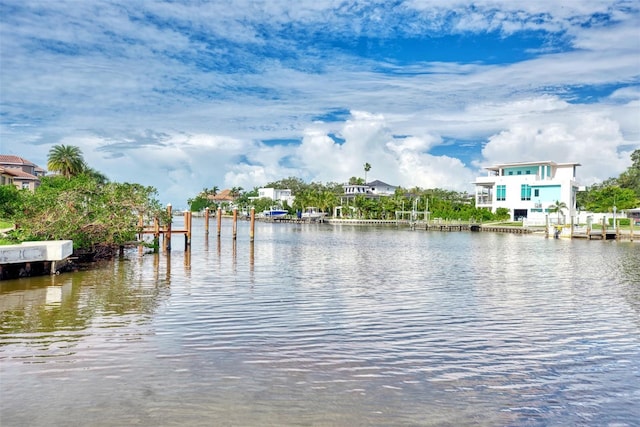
left=187, top=195, right=213, bottom=212
left=11, top=174, right=164, bottom=252
left=364, top=162, right=371, bottom=184
left=230, top=186, right=243, bottom=199
left=548, top=200, right=568, bottom=224
left=0, top=185, right=23, bottom=218
left=617, top=149, right=640, bottom=198
left=47, top=144, right=86, bottom=178
left=494, top=207, right=511, bottom=221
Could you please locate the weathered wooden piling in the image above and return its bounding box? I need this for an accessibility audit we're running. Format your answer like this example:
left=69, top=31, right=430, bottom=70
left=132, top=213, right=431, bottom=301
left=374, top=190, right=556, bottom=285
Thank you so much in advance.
left=545, top=215, right=549, bottom=238
left=165, top=204, right=172, bottom=252
left=217, top=207, right=222, bottom=237
left=205, top=207, right=210, bottom=234
left=232, top=208, right=238, bottom=240
left=153, top=217, right=160, bottom=252
left=250, top=207, right=255, bottom=242
left=184, top=211, right=192, bottom=249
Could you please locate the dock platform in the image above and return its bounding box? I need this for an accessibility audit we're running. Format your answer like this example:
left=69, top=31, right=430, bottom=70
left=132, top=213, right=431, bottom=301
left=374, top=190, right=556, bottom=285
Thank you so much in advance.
left=0, top=240, right=73, bottom=279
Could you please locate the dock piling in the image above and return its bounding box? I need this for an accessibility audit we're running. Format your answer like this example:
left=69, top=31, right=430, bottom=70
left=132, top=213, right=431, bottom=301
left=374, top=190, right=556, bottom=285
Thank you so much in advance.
left=250, top=207, right=255, bottom=242
left=232, top=208, right=238, bottom=240
left=165, top=204, right=172, bottom=252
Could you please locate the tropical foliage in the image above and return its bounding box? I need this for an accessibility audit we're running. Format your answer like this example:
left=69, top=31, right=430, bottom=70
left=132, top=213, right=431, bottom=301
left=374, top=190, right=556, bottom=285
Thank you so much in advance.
left=47, top=144, right=86, bottom=178
left=8, top=173, right=164, bottom=251
left=3, top=145, right=166, bottom=253
left=548, top=200, right=568, bottom=224
left=577, top=149, right=640, bottom=212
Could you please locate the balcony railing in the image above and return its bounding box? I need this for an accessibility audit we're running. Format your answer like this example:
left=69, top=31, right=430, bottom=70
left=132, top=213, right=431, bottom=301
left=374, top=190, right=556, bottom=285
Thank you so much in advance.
left=476, top=196, right=493, bottom=205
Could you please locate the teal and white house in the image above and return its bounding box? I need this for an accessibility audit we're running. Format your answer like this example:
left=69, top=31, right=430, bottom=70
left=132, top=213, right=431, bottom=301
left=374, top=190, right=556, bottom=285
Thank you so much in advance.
left=474, top=161, right=581, bottom=223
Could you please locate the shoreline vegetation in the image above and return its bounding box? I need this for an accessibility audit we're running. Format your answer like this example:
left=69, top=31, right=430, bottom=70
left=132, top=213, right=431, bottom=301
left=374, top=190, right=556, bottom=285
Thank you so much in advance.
left=1, top=148, right=639, bottom=266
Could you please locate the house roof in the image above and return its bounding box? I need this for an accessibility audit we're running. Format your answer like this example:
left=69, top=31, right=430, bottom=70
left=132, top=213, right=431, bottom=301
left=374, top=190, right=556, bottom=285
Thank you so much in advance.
left=367, top=180, right=395, bottom=187
left=207, top=189, right=236, bottom=202
left=484, top=161, right=581, bottom=171
left=2, top=168, right=39, bottom=180
left=0, top=155, right=38, bottom=167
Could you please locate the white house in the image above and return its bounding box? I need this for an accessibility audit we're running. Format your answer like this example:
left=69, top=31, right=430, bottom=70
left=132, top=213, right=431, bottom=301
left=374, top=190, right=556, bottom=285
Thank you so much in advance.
left=257, top=188, right=295, bottom=206
left=343, top=180, right=396, bottom=198
left=474, top=161, right=581, bottom=223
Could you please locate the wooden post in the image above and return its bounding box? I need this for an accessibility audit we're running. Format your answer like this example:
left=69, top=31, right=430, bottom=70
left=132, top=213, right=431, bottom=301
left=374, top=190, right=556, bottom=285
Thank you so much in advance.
left=205, top=207, right=210, bottom=235
left=165, top=204, right=172, bottom=252
left=630, top=219, right=634, bottom=241
left=602, top=217, right=606, bottom=239
left=250, top=207, right=255, bottom=242
left=232, top=208, right=238, bottom=240
left=185, top=211, right=192, bottom=249
left=615, top=218, right=620, bottom=240
left=545, top=215, right=549, bottom=238
left=570, top=216, right=574, bottom=239
left=138, top=214, right=144, bottom=240
left=217, top=207, right=222, bottom=237
left=153, top=217, right=160, bottom=252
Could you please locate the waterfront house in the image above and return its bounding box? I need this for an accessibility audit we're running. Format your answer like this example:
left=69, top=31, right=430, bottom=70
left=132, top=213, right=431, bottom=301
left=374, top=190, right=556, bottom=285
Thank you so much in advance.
left=337, top=179, right=397, bottom=217
left=256, top=187, right=295, bottom=206
left=342, top=179, right=396, bottom=200
left=207, top=189, right=236, bottom=204
left=474, top=161, right=581, bottom=223
left=0, top=155, right=46, bottom=191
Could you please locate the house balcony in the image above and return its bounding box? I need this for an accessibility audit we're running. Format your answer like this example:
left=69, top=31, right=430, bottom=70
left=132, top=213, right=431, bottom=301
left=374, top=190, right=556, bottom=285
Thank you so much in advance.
left=475, top=176, right=496, bottom=185
left=476, top=196, right=493, bottom=206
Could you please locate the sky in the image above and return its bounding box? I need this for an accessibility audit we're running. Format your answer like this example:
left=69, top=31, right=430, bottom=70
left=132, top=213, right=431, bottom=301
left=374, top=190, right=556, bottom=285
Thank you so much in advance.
left=1, top=0, right=639, bottom=206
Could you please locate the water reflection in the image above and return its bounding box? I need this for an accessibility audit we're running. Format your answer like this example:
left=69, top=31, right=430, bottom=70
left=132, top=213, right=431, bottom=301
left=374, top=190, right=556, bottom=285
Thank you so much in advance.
left=1, top=221, right=639, bottom=426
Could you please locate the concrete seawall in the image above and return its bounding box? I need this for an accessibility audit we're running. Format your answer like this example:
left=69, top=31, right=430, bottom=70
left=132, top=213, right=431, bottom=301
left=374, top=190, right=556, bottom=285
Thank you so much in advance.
left=0, top=240, right=73, bottom=279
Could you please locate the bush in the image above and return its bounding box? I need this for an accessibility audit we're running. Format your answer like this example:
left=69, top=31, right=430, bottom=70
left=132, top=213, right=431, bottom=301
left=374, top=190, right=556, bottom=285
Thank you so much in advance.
left=608, top=218, right=630, bottom=226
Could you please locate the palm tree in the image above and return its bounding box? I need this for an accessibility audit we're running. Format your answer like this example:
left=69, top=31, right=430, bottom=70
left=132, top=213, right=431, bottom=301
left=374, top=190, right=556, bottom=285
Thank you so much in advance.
left=47, top=144, right=86, bottom=178
left=84, top=167, right=109, bottom=184
left=548, top=200, right=568, bottom=224
left=364, top=162, right=371, bottom=184
left=230, top=186, right=243, bottom=199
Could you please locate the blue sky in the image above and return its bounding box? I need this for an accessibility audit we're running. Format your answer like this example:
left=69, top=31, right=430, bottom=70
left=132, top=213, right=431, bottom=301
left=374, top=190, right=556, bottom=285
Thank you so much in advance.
left=1, top=0, right=639, bottom=206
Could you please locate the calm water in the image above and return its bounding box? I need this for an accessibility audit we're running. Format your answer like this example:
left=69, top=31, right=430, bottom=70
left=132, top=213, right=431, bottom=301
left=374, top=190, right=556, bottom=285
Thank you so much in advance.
left=1, top=219, right=639, bottom=426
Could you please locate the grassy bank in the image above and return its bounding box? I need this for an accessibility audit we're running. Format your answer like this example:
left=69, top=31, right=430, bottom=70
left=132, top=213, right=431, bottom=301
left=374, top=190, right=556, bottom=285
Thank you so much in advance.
left=0, top=219, right=15, bottom=245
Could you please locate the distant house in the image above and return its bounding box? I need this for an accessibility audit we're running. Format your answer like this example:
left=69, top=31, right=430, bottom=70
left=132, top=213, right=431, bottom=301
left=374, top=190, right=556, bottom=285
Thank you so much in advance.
left=474, top=160, right=581, bottom=222
left=0, top=167, right=15, bottom=187
left=0, top=155, right=46, bottom=191
left=256, top=188, right=295, bottom=206
left=627, top=208, right=640, bottom=225
left=207, top=189, right=236, bottom=204
left=342, top=179, right=396, bottom=201
left=367, top=180, right=397, bottom=196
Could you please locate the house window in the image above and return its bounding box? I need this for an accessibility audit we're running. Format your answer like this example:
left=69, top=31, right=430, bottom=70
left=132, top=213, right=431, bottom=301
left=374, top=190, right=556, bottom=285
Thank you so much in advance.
left=526, top=171, right=531, bottom=175
left=22, top=182, right=30, bottom=190
left=496, top=185, right=506, bottom=201
left=508, top=171, right=513, bottom=175
left=534, top=189, right=539, bottom=197
left=517, top=171, right=522, bottom=175
left=521, top=184, right=531, bottom=201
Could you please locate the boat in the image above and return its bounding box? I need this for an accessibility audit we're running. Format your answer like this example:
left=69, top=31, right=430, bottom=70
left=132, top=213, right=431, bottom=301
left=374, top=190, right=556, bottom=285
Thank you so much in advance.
left=301, top=207, right=327, bottom=220
left=262, top=208, right=288, bottom=218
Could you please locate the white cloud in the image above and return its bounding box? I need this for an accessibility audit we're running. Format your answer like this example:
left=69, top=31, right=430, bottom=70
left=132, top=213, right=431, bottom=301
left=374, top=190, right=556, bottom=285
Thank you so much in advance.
left=1, top=0, right=638, bottom=204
